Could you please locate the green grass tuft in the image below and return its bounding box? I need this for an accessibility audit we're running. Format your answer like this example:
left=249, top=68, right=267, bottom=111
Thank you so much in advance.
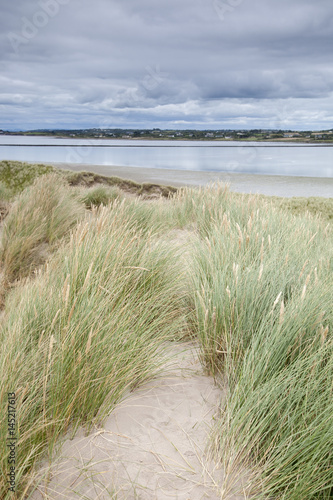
left=78, top=184, right=124, bottom=208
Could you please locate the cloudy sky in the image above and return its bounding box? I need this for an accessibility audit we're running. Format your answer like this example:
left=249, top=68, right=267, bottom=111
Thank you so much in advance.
left=1, top=0, right=333, bottom=130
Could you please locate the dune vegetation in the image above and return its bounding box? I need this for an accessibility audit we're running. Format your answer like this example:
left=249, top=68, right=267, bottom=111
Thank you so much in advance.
left=0, top=161, right=332, bottom=499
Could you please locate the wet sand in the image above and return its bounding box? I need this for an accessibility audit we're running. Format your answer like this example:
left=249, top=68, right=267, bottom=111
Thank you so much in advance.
left=48, top=162, right=333, bottom=198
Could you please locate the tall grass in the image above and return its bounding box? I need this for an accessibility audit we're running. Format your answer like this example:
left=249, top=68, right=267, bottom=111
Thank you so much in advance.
left=0, top=170, right=332, bottom=499
left=0, top=200, right=188, bottom=499
left=78, top=184, right=123, bottom=208
left=0, top=174, right=85, bottom=283
left=184, top=184, right=333, bottom=498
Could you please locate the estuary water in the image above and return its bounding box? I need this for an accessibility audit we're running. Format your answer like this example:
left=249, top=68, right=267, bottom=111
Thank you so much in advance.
left=0, top=136, right=332, bottom=178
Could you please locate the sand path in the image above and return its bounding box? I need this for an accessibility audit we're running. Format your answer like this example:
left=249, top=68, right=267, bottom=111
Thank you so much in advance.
left=31, top=344, right=248, bottom=499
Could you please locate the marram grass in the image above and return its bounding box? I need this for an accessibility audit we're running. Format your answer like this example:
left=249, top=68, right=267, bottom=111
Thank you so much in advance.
left=0, top=200, right=188, bottom=498
left=0, top=173, right=85, bottom=283
left=0, top=170, right=332, bottom=499
left=77, top=183, right=124, bottom=208
left=182, top=184, right=333, bottom=499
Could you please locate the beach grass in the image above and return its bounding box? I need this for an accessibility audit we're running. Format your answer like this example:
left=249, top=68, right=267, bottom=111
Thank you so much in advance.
left=77, top=183, right=124, bottom=208
left=0, top=174, right=85, bottom=284
left=179, top=184, right=333, bottom=498
left=0, top=163, right=332, bottom=498
left=0, top=194, right=188, bottom=498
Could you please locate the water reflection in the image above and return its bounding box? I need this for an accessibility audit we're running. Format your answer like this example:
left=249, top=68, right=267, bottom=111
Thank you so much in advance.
left=0, top=137, right=332, bottom=178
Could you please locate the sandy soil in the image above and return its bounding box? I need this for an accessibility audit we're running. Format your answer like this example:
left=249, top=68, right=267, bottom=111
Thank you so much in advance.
left=30, top=344, right=249, bottom=500
left=47, top=162, right=333, bottom=198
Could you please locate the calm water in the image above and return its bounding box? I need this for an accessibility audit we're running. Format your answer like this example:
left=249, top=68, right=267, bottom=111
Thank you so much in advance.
left=0, top=136, right=332, bottom=178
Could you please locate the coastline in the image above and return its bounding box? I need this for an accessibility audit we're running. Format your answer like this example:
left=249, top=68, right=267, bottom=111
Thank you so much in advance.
left=46, top=161, right=333, bottom=198
left=3, top=132, right=333, bottom=144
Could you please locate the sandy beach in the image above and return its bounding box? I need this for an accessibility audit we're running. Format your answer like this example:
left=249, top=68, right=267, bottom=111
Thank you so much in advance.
left=48, top=162, right=333, bottom=198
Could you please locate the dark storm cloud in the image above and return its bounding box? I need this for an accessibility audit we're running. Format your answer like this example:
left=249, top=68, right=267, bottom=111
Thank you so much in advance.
left=0, top=0, right=333, bottom=129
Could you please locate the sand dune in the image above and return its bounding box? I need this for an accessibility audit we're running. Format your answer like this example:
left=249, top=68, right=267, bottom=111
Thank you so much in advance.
left=31, top=344, right=249, bottom=499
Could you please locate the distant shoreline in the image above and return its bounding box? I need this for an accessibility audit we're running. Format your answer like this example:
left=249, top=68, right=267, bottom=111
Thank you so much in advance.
left=1, top=132, right=333, bottom=145
left=1, top=143, right=333, bottom=147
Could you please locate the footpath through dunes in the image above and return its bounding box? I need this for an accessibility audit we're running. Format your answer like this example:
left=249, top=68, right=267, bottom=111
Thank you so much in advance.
left=30, top=343, right=249, bottom=500
left=26, top=219, right=251, bottom=499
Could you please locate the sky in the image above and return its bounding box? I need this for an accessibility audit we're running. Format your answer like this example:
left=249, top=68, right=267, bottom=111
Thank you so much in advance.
left=1, top=0, right=333, bottom=131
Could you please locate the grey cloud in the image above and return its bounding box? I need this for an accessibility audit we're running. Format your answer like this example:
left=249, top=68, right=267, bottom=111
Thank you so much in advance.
left=0, top=0, right=332, bottom=129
